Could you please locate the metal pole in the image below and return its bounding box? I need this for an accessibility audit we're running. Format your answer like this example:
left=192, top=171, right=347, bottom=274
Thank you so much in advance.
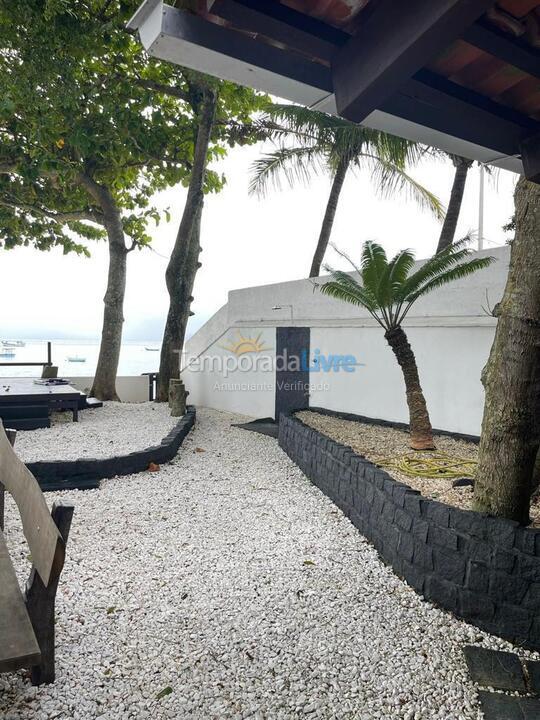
left=47, top=341, right=52, bottom=366
left=478, top=164, right=485, bottom=251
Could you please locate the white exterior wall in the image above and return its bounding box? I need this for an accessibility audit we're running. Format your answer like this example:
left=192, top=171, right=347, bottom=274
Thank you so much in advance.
left=183, top=247, right=509, bottom=435
left=183, top=327, right=277, bottom=418
left=68, top=376, right=149, bottom=403
left=309, top=325, right=495, bottom=435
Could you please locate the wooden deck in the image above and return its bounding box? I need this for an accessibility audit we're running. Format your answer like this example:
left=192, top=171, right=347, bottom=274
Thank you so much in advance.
left=0, top=379, right=82, bottom=430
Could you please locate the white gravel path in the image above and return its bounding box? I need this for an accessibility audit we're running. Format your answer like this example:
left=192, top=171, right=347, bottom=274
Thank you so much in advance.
left=1, top=408, right=535, bottom=720
left=14, top=402, right=178, bottom=462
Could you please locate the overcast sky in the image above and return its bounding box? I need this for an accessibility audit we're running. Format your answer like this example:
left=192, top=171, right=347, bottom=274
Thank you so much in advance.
left=0, top=141, right=516, bottom=342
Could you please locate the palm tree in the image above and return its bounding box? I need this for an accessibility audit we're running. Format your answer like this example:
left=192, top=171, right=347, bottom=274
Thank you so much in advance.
left=320, top=239, right=494, bottom=450
left=435, top=154, right=473, bottom=253
left=250, top=104, right=444, bottom=277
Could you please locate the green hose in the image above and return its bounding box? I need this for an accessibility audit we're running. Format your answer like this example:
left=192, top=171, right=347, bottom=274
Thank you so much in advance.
left=379, top=452, right=477, bottom=480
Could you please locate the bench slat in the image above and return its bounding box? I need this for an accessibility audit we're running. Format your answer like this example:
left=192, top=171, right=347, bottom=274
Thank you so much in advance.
left=0, top=422, right=61, bottom=586
left=0, top=530, right=41, bottom=673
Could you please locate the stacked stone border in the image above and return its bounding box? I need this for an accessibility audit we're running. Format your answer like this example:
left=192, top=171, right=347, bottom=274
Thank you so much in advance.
left=29, top=406, right=196, bottom=492
left=279, top=412, right=540, bottom=651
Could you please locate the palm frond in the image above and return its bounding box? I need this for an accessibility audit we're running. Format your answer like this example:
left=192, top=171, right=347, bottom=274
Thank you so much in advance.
left=405, top=256, right=495, bottom=304
left=320, top=274, right=383, bottom=326
left=361, top=241, right=388, bottom=297
left=376, top=248, right=416, bottom=319
left=319, top=239, right=494, bottom=330
left=323, top=268, right=378, bottom=311
left=396, top=236, right=474, bottom=299
left=360, top=154, right=444, bottom=219
left=248, top=145, right=324, bottom=197
left=254, top=103, right=439, bottom=223
left=328, top=242, right=364, bottom=277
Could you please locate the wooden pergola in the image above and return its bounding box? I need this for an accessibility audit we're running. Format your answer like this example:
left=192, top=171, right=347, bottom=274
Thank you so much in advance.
left=128, top=0, right=540, bottom=182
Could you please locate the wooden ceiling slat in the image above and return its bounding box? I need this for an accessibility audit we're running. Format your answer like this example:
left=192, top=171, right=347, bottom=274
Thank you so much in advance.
left=463, top=21, right=540, bottom=79
left=209, top=0, right=341, bottom=61
left=429, top=40, right=485, bottom=75
left=497, top=0, right=540, bottom=18
left=451, top=53, right=527, bottom=95
left=497, top=73, right=540, bottom=108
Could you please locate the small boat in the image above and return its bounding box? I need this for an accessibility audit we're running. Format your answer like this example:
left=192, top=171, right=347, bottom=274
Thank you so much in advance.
left=66, top=356, right=86, bottom=363
left=1, top=340, right=25, bottom=347
left=145, top=347, right=160, bottom=352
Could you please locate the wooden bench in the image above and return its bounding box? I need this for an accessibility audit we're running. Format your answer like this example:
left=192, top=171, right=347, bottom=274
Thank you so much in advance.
left=0, top=421, right=74, bottom=685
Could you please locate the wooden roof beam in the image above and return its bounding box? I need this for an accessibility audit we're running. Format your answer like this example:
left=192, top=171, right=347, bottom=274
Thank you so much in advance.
left=333, top=0, right=496, bottom=124
left=521, top=132, right=540, bottom=184
left=209, top=0, right=348, bottom=61
left=382, top=69, right=534, bottom=158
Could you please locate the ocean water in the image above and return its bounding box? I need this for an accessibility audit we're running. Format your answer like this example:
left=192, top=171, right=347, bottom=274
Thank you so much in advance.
left=0, top=339, right=161, bottom=378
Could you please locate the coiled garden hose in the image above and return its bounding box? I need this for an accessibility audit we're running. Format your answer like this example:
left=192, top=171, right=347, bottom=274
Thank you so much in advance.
left=379, top=452, right=477, bottom=480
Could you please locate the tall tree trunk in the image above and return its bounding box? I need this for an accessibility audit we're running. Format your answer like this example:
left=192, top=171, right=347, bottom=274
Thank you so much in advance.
left=309, top=156, right=349, bottom=277
left=435, top=155, right=473, bottom=254
left=90, top=203, right=127, bottom=401
left=77, top=174, right=128, bottom=402
left=156, top=88, right=217, bottom=403
left=385, top=326, right=435, bottom=450
left=157, top=205, right=202, bottom=402
left=474, top=177, right=540, bottom=524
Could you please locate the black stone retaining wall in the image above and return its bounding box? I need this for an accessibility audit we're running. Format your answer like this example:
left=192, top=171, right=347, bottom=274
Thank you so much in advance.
left=279, top=412, right=540, bottom=651
left=29, top=406, right=196, bottom=492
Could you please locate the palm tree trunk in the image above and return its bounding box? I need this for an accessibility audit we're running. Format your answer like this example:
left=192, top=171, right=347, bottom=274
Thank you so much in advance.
left=435, top=156, right=473, bottom=254
left=384, top=326, right=435, bottom=450
left=474, top=177, right=540, bottom=524
left=156, top=87, right=217, bottom=403
left=309, top=156, right=349, bottom=277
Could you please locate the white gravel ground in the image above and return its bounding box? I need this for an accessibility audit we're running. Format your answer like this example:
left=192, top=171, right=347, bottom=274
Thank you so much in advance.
left=14, top=402, right=179, bottom=462
left=1, top=408, right=536, bottom=720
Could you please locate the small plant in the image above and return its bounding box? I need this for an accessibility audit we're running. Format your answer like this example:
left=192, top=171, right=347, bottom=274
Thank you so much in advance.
left=321, top=238, right=494, bottom=449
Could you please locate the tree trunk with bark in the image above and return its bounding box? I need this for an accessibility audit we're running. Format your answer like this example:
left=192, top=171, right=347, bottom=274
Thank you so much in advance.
left=474, top=177, right=540, bottom=524
left=76, top=175, right=128, bottom=402
left=435, top=155, right=473, bottom=254
left=90, top=201, right=127, bottom=401
left=309, top=156, right=349, bottom=277
left=385, top=326, right=435, bottom=450
left=156, top=88, right=217, bottom=402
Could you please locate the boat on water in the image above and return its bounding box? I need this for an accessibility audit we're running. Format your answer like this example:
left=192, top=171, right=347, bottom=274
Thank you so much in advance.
left=0, top=349, right=16, bottom=358
left=1, top=340, right=25, bottom=347
left=145, top=347, right=160, bottom=352
left=66, top=356, right=86, bottom=363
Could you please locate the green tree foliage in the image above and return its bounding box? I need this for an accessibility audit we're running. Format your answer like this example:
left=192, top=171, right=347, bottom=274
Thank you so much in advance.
left=321, top=239, right=493, bottom=449
left=0, top=0, right=266, bottom=397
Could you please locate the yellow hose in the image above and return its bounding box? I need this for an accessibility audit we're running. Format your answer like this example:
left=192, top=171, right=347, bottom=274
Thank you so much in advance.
left=378, top=452, right=477, bottom=480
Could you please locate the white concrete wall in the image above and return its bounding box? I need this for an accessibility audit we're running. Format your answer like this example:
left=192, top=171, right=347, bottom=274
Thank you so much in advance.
left=183, top=246, right=509, bottom=434
left=309, top=325, right=495, bottom=435
left=68, top=376, right=150, bottom=403
left=183, top=327, right=276, bottom=418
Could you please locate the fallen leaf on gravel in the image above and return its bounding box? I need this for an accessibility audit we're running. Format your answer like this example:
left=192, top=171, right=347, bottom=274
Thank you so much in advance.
left=156, top=687, right=173, bottom=700
left=194, top=447, right=206, bottom=453
left=303, top=560, right=315, bottom=566
left=148, top=462, right=160, bottom=472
